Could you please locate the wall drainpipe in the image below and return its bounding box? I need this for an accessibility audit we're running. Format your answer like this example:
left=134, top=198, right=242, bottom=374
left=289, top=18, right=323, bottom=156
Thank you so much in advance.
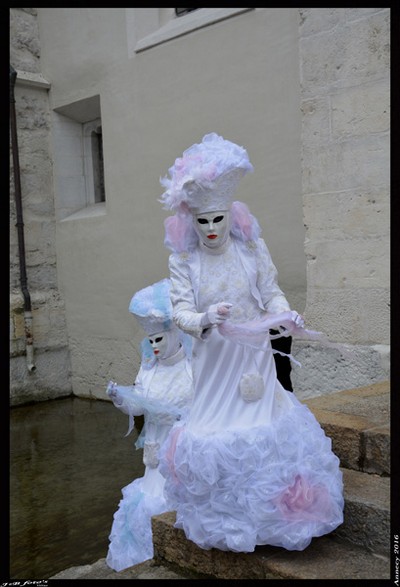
left=10, top=65, right=36, bottom=372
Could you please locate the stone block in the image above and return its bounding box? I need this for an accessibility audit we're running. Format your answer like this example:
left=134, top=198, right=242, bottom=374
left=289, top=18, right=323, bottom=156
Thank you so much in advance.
left=363, top=424, right=390, bottom=475
left=305, top=238, right=389, bottom=289
left=301, top=97, right=331, bottom=145
left=307, top=408, right=364, bottom=470
left=303, top=189, right=389, bottom=240
left=303, top=288, right=389, bottom=344
left=10, top=348, right=72, bottom=405
left=24, top=219, right=56, bottom=257
left=11, top=309, right=26, bottom=340
left=302, top=135, right=389, bottom=195
left=300, top=10, right=389, bottom=95
left=152, top=511, right=274, bottom=580
left=331, top=82, right=390, bottom=138
left=292, top=345, right=389, bottom=397
left=299, top=8, right=345, bottom=38
left=299, top=8, right=385, bottom=39
left=264, top=535, right=389, bottom=580
left=335, top=468, right=390, bottom=554
left=9, top=8, right=41, bottom=71
left=27, top=264, right=59, bottom=290
left=304, top=381, right=390, bottom=475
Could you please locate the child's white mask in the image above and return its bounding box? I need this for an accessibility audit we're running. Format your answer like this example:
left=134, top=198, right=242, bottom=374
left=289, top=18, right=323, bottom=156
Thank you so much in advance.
left=148, top=330, right=179, bottom=359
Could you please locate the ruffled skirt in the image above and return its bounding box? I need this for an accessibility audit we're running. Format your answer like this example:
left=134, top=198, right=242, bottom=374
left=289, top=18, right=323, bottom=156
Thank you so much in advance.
left=159, top=392, right=344, bottom=553
left=106, top=468, right=168, bottom=571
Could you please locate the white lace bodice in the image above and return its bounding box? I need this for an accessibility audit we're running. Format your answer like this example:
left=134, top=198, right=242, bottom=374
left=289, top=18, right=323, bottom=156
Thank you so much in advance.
left=197, top=241, right=262, bottom=323
left=135, top=355, right=193, bottom=413
left=169, top=236, right=290, bottom=338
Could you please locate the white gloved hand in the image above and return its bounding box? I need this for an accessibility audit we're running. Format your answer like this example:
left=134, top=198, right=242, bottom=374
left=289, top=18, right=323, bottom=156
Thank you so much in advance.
left=107, top=380, right=117, bottom=399
left=106, top=381, right=123, bottom=406
left=290, top=310, right=305, bottom=328
left=200, top=302, right=233, bottom=326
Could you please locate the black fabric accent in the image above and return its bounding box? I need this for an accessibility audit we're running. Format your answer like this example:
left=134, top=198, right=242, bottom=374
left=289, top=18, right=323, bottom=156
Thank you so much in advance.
left=270, top=329, right=293, bottom=392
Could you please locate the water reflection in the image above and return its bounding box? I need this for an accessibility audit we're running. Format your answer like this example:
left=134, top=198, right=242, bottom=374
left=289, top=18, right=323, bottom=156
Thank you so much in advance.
left=10, top=396, right=145, bottom=580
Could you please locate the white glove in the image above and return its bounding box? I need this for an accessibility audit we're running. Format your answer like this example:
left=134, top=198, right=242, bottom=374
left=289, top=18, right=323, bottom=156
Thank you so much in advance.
left=200, top=302, right=233, bottom=326
left=290, top=310, right=305, bottom=328
left=106, top=381, right=121, bottom=405
left=107, top=381, right=140, bottom=413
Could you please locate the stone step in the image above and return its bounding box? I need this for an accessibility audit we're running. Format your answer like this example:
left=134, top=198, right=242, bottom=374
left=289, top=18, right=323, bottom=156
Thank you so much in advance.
left=303, top=380, right=390, bottom=475
left=50, top=557, right=205, bottom=580
left=150, top=463, right=390, bottom=579
left=336, top=467, right=390, bottom=555
left=151, top=511, right=390, bottom=580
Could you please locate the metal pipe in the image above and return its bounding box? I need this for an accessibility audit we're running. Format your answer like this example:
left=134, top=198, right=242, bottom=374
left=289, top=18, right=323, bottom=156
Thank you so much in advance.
left=10, top=65, right=36, bottom=372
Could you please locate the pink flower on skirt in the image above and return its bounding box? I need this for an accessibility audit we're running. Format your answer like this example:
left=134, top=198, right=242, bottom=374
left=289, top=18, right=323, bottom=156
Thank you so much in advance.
left=276, top=474, right=333, bottom=522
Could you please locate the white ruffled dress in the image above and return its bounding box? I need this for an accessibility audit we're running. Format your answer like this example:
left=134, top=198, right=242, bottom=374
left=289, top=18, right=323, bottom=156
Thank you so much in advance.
left=106, top=346, right=193, bottom=571
left=159, top=236, right=344, bottom=552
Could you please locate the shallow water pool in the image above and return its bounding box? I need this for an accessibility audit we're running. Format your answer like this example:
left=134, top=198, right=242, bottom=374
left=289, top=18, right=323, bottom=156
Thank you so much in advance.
left=10, top=396, right=145, bottom=580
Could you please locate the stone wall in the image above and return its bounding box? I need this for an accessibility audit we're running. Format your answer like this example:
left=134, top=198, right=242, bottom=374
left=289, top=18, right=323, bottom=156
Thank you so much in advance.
left=292, top=8, right=390, bottom=397
left=10, top=8, right=72, bottom=405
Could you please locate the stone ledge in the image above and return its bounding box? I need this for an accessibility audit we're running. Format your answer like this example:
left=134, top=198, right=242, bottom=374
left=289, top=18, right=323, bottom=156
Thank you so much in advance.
left=15, top=69, right=51, bottom=89
left=303, top=381, right=390, bottom=474
left=338, top=468, right=390, bottom=554
left=50, top=557, right=196, bottom=580
left=152, top=511, right=390, bottom=580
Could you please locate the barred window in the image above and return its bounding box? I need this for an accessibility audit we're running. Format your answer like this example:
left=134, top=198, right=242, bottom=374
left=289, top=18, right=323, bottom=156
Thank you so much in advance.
left=131, top=9, right=253, bottom=54
left=175, top=8, right=199, bottom=17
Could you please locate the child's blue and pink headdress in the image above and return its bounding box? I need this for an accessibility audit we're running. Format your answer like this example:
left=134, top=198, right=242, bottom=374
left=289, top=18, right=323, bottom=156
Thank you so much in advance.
left=129, top=278, right=192, bottom=368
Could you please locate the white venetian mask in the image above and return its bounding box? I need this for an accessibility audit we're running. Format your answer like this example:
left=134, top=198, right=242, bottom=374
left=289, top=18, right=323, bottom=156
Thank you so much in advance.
left=148, top=330, right=180, bottom=359
left=193, top=210, right=230, bottom=248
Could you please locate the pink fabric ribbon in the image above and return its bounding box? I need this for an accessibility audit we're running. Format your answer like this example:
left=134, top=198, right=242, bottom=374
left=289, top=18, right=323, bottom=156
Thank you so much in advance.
left=218, top=311, right=352, bottom=361
left=164, top=425, right=184, bottom=483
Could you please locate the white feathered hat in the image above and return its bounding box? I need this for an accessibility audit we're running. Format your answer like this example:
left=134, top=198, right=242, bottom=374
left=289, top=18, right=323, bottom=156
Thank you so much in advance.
left=129, top=278, right=173, bottom=336
left=159, top=133, right=253, bottom=214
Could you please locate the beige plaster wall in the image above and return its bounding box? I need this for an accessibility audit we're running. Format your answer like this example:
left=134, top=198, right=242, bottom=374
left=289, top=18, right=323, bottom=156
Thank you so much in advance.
left=35, top=8, right=306, bottom=399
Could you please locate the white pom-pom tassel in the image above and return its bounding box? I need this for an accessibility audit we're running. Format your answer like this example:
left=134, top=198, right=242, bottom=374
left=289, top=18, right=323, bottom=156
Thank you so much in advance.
left=239, top=373, right=264, bottom=402
left=143, top=441, right=160, bottom=468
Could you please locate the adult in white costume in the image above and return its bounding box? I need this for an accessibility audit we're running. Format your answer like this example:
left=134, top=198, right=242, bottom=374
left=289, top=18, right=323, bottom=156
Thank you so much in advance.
left=105, top=279, right=193, bottom=571
left=158, top=133, right=344, bottom=553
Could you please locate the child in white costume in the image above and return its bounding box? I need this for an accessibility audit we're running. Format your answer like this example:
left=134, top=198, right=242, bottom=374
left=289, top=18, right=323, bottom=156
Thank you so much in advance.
left=158, top=133, right=344, bottom=553
left=105, top=278, right=193, bottom=572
